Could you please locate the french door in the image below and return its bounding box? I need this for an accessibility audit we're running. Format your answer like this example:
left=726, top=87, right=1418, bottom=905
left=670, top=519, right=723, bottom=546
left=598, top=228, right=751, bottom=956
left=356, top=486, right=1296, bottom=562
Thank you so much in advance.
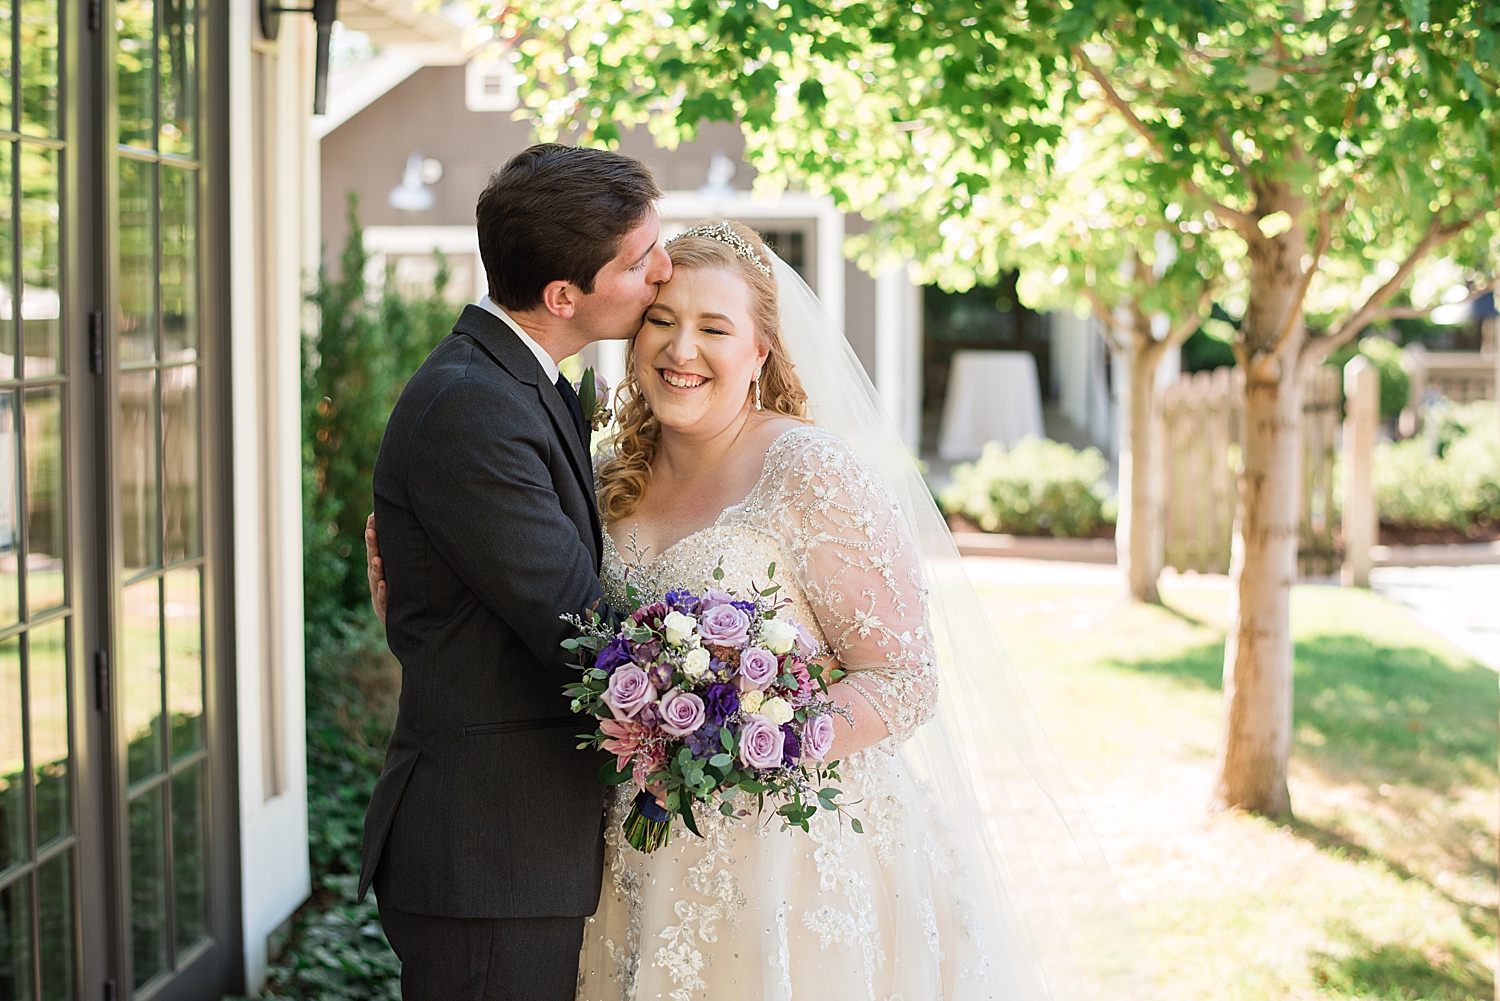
left=3, top=2, right=237, bottom=1000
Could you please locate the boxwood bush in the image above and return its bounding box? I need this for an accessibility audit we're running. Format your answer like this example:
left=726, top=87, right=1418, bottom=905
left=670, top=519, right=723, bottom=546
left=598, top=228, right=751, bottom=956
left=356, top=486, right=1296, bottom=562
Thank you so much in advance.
left=1374, top=400, right=1500, bottom=532
left=940, top=437, right=1115, bottom=537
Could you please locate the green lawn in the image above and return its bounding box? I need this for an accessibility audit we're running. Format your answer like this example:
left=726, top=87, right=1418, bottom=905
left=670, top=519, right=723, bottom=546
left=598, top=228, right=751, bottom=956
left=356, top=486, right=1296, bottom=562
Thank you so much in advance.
left=978, top=578, right=1498, bottom=1001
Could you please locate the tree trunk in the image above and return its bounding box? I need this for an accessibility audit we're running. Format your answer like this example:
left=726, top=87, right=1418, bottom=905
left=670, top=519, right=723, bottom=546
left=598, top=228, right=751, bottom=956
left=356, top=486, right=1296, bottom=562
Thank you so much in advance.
left=1115, top=335, right=1167, bottom=603
left=1215, top=180, right=1306, bottom=817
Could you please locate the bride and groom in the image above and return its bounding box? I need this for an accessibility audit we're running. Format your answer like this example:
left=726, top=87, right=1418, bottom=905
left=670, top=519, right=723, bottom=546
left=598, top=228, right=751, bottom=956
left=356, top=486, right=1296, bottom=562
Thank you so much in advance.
left=359, top=143, right=1150, bottom=1001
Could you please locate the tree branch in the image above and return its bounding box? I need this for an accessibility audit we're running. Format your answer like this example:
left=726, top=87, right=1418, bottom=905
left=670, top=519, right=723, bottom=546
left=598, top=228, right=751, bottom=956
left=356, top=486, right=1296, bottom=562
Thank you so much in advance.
left=1308, top=213, right=1479, bottom=357
left=1165, top=281, right=1218, bottom=349
left=1081, top=286, right=1133, bottom=353
left=1264, top=205, right=1336, bottom=361
left=1073, top=46, right=1258, bottom=236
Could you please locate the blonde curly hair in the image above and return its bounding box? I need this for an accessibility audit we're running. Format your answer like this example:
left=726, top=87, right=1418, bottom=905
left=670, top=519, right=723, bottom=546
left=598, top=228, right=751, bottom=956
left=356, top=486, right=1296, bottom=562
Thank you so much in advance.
left=596, top=221, right=809, bottom=522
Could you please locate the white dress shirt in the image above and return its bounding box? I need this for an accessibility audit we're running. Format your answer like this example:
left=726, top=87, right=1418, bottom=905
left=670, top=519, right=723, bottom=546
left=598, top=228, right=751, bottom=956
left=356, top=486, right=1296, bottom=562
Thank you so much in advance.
left=477, top=295, right=560, bottom=383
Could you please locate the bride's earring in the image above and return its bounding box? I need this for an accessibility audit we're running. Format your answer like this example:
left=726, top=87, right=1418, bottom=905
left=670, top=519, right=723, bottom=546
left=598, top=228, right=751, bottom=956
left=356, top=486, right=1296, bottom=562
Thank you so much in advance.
left=754, top=369, right=763, bottom=410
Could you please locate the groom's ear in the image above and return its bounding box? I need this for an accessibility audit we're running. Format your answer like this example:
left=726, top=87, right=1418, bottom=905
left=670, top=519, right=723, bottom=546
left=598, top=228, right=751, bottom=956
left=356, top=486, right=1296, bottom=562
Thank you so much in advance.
left=539, top=280, right=579, bottom=319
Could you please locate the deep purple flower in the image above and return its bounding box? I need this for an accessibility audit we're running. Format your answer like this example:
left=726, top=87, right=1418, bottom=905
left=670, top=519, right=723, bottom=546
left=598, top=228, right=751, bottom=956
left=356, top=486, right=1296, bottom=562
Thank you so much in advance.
left=603, top=666, right=656, bottom=720
left=801, top=713, right=835, bottom=762
left=731, top=599, right=757, bottom=614
left=780, top=723, right=802, bottom=767
left=699, top=604, right=751, bottom=647
left=594, top=637, right=633, bottom=674
left=631, top=601, right=668, bottom=627
left=738, top=715, right=785, bottom=770
left=647, top=660, right=674, bottom=690
left=664, top=588, right=700, bottom=614
left=685, top=724, right=719, bottom=760
left=701, top=683, right=740, bottom=726
left=737, top=647, right=778, bottom=691
left=659, top=688, right=707, bottom=737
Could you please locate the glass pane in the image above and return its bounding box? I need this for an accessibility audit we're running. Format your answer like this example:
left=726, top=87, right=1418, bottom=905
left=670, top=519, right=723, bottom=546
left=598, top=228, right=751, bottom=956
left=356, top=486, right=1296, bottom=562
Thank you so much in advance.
left=159, top=0, right=195, bottom=156
left=128, top=786, right=167, bottom=988
left=0, top=2, right=12, bottom=133
left=171, top=764, right=205, bottom=952
left=0, top=393, right=18, bottom=628
left=160, top=165, right=196, bottom=361
left=0, top=147, right=14, bottom=378
left=38, top=850, right=71, bottom=1001
left=19, top=143, right=59, bottom=377
left=161, top=368, right=197, bottom=565
left=0, top=638, right=22, bottom=873
left=165, top=567, right=199, bottom=759
left=123, top=577, right=162, bottom=784
left=19, top=0, right=57, bottom=137
left=116, top=0, right=155, bottom=149
left=117, top=158, right=157, bottom=365
left=23, top=386, right=63, bottom=614
left=29, top=619, right=66, bottom=847
left=0, top=874, right=32, bottom=1000
left=119, top=370, right=159, bottom=574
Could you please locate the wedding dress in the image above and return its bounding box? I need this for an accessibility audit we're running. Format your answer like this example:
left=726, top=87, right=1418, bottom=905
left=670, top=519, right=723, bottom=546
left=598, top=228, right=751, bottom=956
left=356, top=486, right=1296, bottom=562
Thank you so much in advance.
left=578, top=425, right=993, bottom=1000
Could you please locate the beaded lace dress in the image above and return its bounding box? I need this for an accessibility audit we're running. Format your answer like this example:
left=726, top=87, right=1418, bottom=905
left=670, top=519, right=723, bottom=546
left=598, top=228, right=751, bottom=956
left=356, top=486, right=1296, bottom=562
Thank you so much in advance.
left=575, top=425, right=999, bottom=1001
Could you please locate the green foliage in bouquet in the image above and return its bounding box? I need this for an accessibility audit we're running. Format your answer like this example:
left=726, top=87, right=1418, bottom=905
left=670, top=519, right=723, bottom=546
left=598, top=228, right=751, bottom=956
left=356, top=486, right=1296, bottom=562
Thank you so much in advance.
left=1372, top=401, right=1500, bottom=531
left=940, top=437, right=1114, bottom=538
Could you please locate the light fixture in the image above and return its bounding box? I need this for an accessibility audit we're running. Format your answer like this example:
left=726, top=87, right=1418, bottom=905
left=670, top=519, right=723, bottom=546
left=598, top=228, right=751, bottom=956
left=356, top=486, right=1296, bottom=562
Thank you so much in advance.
left=260, top=0, right=338, bottom=114
left=389, top=153, right=437, bottom=212
left=698, top=152, right=738, bottom=200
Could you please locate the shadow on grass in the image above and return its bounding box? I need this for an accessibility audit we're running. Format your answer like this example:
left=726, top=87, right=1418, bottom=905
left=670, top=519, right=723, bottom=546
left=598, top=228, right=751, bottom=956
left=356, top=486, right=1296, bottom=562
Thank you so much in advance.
left=1310, top=924, right=1494, bottom=1001
left=1108, top=630, right=1498, bottom=792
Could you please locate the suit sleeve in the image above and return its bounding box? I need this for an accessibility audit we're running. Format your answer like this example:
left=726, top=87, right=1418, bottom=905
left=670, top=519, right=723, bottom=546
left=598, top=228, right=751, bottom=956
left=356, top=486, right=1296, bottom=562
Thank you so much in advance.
left=407, top=378, right=606, bottom=668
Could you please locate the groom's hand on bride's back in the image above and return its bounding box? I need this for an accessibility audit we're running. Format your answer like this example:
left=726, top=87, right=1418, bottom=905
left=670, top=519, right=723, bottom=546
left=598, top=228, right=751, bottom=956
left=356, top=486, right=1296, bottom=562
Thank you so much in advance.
left=366, top=512, right=387, bottom=626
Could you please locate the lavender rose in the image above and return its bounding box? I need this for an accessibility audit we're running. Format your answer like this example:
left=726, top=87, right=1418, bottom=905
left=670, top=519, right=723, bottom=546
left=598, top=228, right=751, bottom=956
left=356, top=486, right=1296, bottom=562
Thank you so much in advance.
left=801, top=713, right=835, bottom=762
left=702, top=682, right=740, bottom=725
left=658, top=688, right=707, bottom=737
left=793, top=622, right=820, bottom=659
left=737, top=647, right=778, bottom=691
left=594, top=637, right=633, bottom=674
left=603, top=665, right=656, bottom=720
left=699, top=604, right=752, bottom=647
left=698, top=589, right=737, bottom=612
left=738, top=715, right=786, bottom=770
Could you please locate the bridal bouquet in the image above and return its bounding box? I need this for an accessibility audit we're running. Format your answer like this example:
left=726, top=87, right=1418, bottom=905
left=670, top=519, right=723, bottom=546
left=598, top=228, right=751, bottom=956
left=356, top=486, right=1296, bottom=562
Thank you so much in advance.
left=561, top=564, right=858, bottom=852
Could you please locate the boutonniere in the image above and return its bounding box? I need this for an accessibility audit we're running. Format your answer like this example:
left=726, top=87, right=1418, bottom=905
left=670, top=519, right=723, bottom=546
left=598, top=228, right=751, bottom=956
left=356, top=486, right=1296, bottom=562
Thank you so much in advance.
left=576, top=367, right=614, bottom=431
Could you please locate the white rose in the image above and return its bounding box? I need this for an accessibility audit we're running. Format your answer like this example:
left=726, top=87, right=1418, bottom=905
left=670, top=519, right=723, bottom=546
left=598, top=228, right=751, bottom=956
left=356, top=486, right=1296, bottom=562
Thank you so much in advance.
left=682, top=647, right=712, bottom=680
left=740, top=689, right=765, bottom=714
left=760, top=695, right=793, bottom=725
left=663, top=610, right=697, bottom=646
left=759, top=618, right=799, bottom=656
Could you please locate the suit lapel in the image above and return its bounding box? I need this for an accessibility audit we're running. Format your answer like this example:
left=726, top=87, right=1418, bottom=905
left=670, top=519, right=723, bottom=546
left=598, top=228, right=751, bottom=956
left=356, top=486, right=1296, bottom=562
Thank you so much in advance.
left=452, top=305, right=602, bottom=567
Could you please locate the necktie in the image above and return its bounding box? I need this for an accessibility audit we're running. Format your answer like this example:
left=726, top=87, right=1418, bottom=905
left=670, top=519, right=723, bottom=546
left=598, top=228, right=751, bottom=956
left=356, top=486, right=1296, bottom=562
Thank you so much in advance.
left=554, top=373, right=590, bottom=450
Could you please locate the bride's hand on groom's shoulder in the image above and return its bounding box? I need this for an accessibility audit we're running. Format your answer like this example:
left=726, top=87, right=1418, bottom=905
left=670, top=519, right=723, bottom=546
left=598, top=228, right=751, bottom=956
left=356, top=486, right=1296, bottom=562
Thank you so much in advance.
left=366, top=513, right=387, bottom=626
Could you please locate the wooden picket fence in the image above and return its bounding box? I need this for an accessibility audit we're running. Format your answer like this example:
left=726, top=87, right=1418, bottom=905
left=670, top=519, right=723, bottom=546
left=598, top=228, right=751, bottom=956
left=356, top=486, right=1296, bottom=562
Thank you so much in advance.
left=1161, top=366, right=1342, bottom=576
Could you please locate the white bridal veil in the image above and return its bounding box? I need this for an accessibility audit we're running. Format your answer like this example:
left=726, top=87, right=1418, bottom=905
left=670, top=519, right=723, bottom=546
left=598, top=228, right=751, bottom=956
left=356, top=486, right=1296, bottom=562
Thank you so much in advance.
left=770, top=252, right=1157, bottom=1001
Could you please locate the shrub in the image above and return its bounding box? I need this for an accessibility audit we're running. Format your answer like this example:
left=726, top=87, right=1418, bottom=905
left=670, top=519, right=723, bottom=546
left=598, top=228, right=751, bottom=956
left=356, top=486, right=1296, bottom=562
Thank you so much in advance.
left=262, top=876, right=401, bottom=1001
left=940, top=437, right=1114, bottom=537
left=1373, top=400, right=1500, bottom=531
left=1326, top=334, right=1411, bottom=422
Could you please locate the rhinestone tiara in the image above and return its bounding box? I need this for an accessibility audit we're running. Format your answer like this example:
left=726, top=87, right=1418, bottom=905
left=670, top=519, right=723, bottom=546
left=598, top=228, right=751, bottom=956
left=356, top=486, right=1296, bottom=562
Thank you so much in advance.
left=664, top=221, right=774, bottom=277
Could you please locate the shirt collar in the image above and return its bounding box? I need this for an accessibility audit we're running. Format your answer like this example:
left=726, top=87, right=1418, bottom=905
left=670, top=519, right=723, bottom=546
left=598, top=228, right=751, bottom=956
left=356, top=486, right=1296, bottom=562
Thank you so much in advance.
left=478, top=295, right=560, bottom=383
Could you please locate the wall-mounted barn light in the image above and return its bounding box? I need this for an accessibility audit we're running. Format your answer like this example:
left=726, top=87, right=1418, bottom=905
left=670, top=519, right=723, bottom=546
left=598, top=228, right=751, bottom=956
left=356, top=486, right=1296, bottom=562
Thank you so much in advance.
left=259, top=0, right=339, bottom=114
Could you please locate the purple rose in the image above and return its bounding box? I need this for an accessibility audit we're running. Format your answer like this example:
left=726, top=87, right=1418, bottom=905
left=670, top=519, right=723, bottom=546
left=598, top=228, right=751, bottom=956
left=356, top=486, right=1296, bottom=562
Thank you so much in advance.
left=793, top=622, right=820, bottom=659
left=780, top=723, right=802, bottom=767
left=664, top=588, right=700, bottom=614
left=699, top=604, right=751, bottom=647
left=738, top=715, right=786, bottom=770
left=698, top=589, right=737, bottom=612
left=659, top=688, right=707, bottom=738
left=594, top=637, right=633, bottom=674
left=603, top=665, right=656, bottom=720
left=737, top=647, right=778, bottom=691
left=702, top=682, right=740, bottom=725
left=801, top=713, right=835, bottom=762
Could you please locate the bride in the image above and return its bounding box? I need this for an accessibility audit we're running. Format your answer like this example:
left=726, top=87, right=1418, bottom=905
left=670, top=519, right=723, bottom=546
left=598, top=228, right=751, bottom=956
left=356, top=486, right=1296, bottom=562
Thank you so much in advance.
left=368, top=221, right=1154, bottom=1001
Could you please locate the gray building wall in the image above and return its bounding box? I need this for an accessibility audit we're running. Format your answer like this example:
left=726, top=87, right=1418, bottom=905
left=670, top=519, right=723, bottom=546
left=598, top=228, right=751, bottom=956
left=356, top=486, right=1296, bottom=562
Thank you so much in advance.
left=319, top=65, right=878, bottom=371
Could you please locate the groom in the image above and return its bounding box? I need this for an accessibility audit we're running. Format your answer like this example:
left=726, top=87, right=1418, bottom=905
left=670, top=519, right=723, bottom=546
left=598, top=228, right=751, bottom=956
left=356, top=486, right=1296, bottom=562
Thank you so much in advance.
left=358, top=143, right=670, bottom=1000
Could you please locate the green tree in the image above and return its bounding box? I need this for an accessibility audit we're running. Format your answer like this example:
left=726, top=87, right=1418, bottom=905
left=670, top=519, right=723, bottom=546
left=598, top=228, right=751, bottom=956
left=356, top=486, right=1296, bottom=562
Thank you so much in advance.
left=498, top=0, right=1500, bottom=816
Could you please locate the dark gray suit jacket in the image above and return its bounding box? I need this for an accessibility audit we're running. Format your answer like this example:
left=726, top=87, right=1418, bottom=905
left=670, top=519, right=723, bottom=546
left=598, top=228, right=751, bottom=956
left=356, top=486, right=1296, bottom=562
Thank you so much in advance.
left=358, top=305, right=609, bottom=918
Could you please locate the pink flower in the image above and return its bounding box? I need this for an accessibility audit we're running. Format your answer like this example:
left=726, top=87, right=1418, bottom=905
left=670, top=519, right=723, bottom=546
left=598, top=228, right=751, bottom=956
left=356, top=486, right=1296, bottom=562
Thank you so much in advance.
left=737, top=647, right=778, bottom=691
left=603, top=665, right=656, bottom=720
left=658, top=688, right=707, bottom=737
left=599, top=718, right=655, bottom=775
left=738, top=715, right=786, bottom=770
left=790, top=659, right=815, bottom=698
left=801, top=713, right=835, bottom=762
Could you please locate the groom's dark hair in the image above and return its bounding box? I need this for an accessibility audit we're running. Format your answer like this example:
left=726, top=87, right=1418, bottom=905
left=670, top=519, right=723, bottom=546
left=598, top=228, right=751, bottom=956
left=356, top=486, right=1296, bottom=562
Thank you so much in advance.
left=477, top=144, right=661, bottom=311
